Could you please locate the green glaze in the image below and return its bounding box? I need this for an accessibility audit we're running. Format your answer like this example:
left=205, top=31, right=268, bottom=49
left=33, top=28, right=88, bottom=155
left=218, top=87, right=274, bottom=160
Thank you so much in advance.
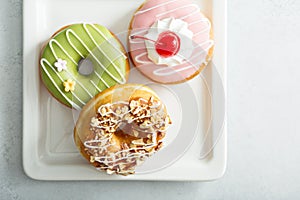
left=40, top=23, right=128, bottom=109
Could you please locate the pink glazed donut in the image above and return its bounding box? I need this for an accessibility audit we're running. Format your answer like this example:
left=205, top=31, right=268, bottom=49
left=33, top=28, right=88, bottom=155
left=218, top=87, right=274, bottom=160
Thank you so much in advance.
left=128, top=0, right=214, bottom=84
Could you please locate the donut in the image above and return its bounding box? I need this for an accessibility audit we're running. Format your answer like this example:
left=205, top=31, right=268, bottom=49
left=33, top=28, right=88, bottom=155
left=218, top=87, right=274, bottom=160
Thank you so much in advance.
left=40, top=23, right=129, bottom=110
left=128, top=0, right=214, bottom=84
left=74, top=84, right=171, bottom=175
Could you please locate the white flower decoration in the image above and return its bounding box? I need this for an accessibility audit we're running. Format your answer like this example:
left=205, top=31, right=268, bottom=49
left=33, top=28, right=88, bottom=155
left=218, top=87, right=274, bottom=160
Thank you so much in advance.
left=63, top=79, right=76, bottom=92
left=54, top=58, right=67, bottom=72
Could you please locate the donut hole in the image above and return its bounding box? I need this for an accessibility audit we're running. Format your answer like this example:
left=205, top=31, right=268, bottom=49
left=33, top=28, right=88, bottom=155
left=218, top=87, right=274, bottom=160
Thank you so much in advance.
left=78, top=58, right=94, bottom=76
left=114, top=126, right=136, bottom=142
left=117, top=122, right=139, bottom=139
left=116, top=122, right=149, bottom=140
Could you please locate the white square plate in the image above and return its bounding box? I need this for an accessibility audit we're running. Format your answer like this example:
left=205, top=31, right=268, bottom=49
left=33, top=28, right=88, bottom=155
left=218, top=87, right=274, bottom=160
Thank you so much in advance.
left=23, top=0, right=227, bottom=181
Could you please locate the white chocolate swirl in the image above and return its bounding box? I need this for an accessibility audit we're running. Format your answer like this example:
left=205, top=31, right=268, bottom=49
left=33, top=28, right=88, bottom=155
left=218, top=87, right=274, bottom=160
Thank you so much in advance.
left=144, top=18, right=194, bottom=67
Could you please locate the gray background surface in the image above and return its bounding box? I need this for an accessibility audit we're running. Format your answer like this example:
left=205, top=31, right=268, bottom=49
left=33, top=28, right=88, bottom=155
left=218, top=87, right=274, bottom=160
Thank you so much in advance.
left=1, top=0, right=300, bottom=199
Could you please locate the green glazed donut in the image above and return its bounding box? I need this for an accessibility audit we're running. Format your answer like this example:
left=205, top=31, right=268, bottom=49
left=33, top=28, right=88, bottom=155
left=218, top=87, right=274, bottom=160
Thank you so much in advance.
left=40, top=23, right=129, bottom=109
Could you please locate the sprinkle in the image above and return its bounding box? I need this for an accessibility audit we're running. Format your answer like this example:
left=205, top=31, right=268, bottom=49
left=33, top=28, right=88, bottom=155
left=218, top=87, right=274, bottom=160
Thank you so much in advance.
left=54, top=58, right=67, bottom=72
left=63, top=79, right=76, bottom=92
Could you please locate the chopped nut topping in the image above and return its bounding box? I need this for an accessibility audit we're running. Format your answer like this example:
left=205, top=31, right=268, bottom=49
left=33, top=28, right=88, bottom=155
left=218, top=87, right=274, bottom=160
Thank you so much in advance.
left=106, top=169, right=115, bottom=175
left=90, top=117, right=99, bottom=126
left=90, top=156, right=95, bottom=163
left=116, top=109, right=122, bottom=115
left=132, top=130, right=139, bottom=137
left=84, top=96, right=171, bottom=175
left=131, top=138, right=145, bottom=145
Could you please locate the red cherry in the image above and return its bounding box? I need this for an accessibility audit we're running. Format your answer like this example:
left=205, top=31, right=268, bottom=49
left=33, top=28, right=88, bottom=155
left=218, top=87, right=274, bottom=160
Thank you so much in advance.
left=155, top=31, right=180, bottom=58
left=131, top=31, right=181, bottom=58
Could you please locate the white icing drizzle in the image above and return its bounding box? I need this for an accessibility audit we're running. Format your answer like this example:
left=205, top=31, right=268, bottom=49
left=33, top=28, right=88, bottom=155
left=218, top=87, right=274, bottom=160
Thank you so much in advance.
left=94, top=71, right=111, bottom=88
left=133, top=38, right=213, bottom=70
left=41, top=24, right=127, bottom=107
left=135, top=52, right=152, bottom=65
left=181, top=4, right=200, bottom=20
left=132, top=39, right=213, bottom=76
left=153, top=39, right=214, bottom=76
left=66, top=29, right=126, bottom=84
left=156, top=4, right=200, bottom=19
left=90, top=80, right=102, bottom=92
left=41, top=59, right=85, bottom=106
left=71, top=91, right=86, bottom=105
left=84, top=139, right=114, bottom=149
left=64, top=70, right=93, bottom=98
left=134, top=0, right=179, bottom=15
left=49, top=39, right=77, bottom=65
left=84, top=23, right=127, bottom=59
left=130, top=1, right=214, bottom=77
left=189, top=18, right=211, bottom=36
left=40, top=58, right=81, bottom=110
left=83, top=23, right=126, bottom=82
left=43, top=42, right=94, bottom=102
left=94, top=146, right=155, bottom=163
left=92, top=101, right=164, bottom=130
left=83, top=98, right=169, bottom=174
left=48, top=40, right=94, bottom=99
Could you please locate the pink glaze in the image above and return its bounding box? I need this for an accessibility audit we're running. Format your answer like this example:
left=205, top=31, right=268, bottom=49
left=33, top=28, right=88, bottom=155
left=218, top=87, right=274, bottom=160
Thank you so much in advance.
left=129, top=0, right=213, bottom=83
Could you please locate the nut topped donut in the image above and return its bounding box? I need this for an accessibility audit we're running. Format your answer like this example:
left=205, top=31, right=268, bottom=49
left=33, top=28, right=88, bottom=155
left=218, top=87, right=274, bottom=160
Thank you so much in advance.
left=40, top=23, right=129, bottom=109
left=128, top=0, right=214, bottom=84
left=74, top=84, right=171, bottom=175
